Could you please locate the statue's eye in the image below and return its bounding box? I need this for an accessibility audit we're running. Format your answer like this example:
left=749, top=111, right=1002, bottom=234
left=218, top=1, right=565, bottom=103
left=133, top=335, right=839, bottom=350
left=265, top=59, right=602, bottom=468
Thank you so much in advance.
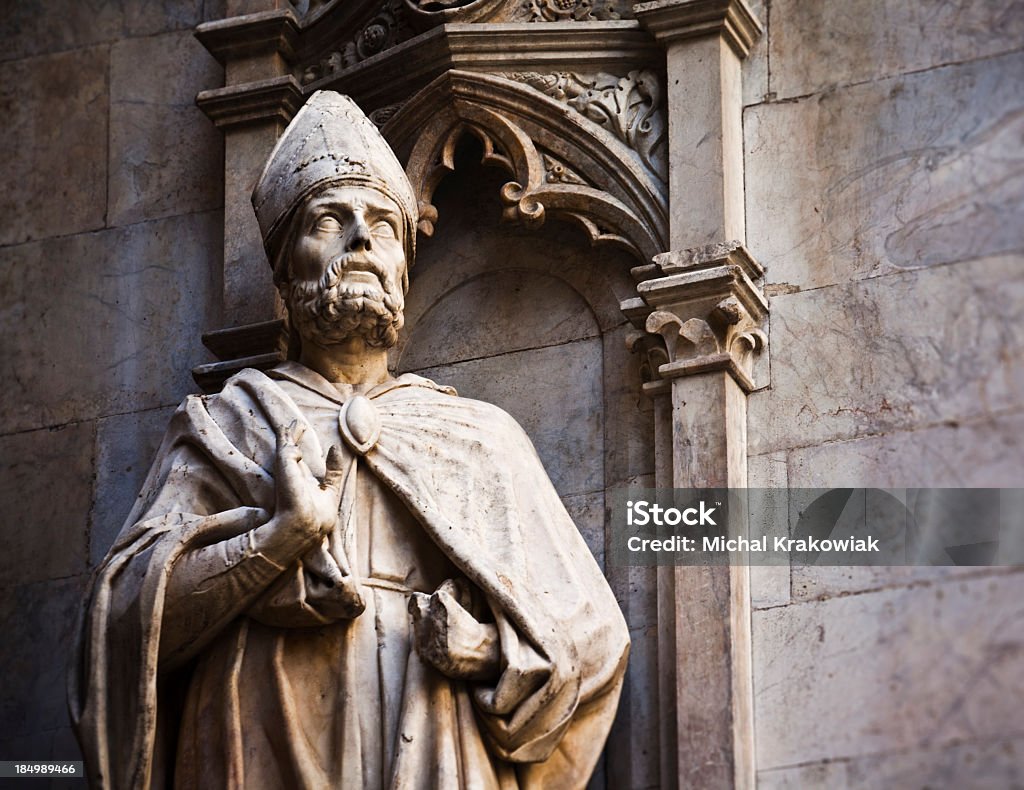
left=372, top=220, right=396, bottom=239
left=314, top=215, right=343, bottom=232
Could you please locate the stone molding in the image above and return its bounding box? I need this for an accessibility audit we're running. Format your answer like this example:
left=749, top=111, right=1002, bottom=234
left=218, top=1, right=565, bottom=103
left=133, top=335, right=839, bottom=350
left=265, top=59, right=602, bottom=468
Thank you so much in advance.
left=633, top=0, right=762, bottom=58
left=196, top=74, right=304, bottom=129
left=520, top=0, right=635, bottom=22
left=383, top=69, right=668, bottom=263
left=298, top=3, right=641, bottom=82
left=195, top=9, right=301, bottom=64
left=301, top=21, right=658, bottom=107
left=624, top=241, right=768, bottom=393
left=192, top=319, right=288, bottom=393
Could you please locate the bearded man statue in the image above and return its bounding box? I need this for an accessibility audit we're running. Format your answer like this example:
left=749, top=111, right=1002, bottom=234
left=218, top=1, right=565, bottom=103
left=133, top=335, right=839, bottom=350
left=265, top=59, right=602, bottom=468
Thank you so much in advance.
left=70, top=91, right=629, bottom=790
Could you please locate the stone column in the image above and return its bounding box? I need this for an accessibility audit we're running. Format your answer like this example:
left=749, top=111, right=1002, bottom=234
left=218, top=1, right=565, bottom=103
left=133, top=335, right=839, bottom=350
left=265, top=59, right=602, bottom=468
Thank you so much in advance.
left=193, top=2, right=302, bottom=388
left=629, top=2, right=766, bottom=788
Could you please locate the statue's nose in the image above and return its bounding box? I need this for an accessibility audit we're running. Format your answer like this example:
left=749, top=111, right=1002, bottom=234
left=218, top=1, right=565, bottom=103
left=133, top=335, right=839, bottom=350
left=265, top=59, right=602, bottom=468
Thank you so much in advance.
left=347, top=219, right=372, bottom=253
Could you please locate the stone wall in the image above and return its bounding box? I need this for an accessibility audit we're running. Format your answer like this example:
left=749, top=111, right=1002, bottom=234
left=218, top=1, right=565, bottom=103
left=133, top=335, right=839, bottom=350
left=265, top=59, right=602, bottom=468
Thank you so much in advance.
left=0, top=1, right=225, bottom=764
left=742, top=0, right=1024, bottom=784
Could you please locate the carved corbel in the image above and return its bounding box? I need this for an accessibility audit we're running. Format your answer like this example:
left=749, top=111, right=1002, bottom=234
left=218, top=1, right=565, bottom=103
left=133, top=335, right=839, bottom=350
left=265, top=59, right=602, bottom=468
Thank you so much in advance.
left=623, top=240, right=769, bottom=392
left=626, top=329, right=671, bottom=397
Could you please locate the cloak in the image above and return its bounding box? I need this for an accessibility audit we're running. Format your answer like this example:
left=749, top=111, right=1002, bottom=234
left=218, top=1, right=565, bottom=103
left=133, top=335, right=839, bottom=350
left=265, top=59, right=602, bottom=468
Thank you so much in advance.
left=70, top=362, right=629, bottom=788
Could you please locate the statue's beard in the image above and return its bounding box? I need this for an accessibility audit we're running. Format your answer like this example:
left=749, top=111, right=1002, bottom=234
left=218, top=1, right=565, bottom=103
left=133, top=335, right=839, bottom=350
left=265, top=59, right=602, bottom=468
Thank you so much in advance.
left=284, top=256, right=405, bottom=349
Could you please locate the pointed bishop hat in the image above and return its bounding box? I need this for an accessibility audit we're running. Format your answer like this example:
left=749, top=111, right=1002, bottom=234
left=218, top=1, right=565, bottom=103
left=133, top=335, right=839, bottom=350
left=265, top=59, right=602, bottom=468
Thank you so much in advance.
left=251, top=91, right=418, bottom=273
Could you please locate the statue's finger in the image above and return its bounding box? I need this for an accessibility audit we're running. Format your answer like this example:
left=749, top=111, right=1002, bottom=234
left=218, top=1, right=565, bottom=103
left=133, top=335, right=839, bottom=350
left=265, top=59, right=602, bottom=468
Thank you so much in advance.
left=321, top=445, right=346, bottom=493
left=275, top=441, right=308, bottom=492
left=436, top=579, right=472, bottom=612
left=288, top=419, right=306, bottom=445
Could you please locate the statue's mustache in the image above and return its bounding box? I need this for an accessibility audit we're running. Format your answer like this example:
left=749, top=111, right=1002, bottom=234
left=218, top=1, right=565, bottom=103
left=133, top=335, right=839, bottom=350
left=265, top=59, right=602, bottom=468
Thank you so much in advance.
left=317, top=254, right=390, bottom=292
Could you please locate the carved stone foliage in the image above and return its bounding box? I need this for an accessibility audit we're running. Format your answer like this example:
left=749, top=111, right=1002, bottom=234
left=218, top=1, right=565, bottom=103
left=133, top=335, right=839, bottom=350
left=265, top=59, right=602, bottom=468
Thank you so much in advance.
left=503, top=70, right=666, bottom=181
left=399, top=0, right=635, bottom=25
left=302, top=0, right=412, bottom=84
left=382, top=70, right=668, bottom=264
left=368, top=101, right=407, bottom=127
left=519, top=0, right=634, bottom=22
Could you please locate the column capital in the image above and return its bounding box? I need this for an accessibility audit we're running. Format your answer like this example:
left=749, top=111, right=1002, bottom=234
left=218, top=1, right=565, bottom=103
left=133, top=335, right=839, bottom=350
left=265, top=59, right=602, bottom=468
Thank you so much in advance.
left=633, top=0, right=763, bottom=58
left=623, top=241, right=769, bottom=392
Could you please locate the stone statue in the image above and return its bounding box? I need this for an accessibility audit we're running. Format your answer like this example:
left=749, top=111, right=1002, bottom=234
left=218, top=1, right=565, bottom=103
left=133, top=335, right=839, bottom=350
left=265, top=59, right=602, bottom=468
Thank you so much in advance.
left=70, top=91, right=629, bottom=789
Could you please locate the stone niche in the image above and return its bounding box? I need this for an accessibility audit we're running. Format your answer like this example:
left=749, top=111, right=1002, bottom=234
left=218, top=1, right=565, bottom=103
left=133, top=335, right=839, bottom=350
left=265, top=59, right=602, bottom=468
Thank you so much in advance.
left=391, top=139, right=660, bottom=787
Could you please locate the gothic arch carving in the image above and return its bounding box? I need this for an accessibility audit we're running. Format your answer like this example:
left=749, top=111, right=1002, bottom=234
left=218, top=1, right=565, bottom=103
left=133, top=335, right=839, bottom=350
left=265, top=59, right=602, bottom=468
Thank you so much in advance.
left=381, top=69, right=668, bottom=264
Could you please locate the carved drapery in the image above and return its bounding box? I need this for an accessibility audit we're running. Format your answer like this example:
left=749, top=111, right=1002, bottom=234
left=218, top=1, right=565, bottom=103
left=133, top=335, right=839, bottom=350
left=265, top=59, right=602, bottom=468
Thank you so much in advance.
left=382, top=69, right=667, bottom=264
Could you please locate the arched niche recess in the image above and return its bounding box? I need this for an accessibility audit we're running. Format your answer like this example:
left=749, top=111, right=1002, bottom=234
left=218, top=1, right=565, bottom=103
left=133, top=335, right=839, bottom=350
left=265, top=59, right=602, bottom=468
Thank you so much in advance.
left=384, top=72, right=667, bottom=788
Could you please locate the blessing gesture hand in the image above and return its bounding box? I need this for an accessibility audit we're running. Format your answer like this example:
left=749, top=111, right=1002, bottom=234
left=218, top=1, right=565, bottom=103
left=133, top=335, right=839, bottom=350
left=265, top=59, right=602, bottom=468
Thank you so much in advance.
left=258, top=420, right=347, bottom=561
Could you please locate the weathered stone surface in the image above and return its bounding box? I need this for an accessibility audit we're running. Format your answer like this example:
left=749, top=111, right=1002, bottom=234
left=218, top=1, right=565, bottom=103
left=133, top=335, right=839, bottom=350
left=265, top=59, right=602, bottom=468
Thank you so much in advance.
left=608, top=563, right=659, bottom=632
left=90, top=406, right=177, bottom=566
left=607, top=624, right=660, bottom=790
left=124, top=0, right=205, bottom=38
left=411, top=338, right=604, bottom=498
left=753, top=570, right=1024, bottom=769
left=786, top=410, right=1024, bottom=489
left=0, top=1, right=205, bottom=61
left=222, top=125, right=283, bottom=326
left=791, top=565, right=1000, bottom=605
left=0, top=47, right=107, bottom=246
left=109, top=31, right=223, bottom=226
left=747, top=451, right=790, bottom=609
left=0, top=1, right=121, bottom=62
left=0, top=212, right=221, bottom=434
left=747, top=256, right=1024, bottom=456
left=665, top=35, right=746, bottom=246
left=769, top=0, right=1024, bottom=101
left=399, top=269, right=599, bottom=371
left=761, top=412, right=1024, bottom=600
left=605, top=475, right=658, bottom=630
left=746, top=52, right=1024, bottom=292
left=742, top=0, right=768, bottom=107
left=562, top=491, right=605, bottom=571
left=0, top=423, right=92, bottom=586
left=758, top=735, right=1024, bottom=790
left=0, top=575, right=89, bottom=740
left=602, top=325, right=655, bottom=488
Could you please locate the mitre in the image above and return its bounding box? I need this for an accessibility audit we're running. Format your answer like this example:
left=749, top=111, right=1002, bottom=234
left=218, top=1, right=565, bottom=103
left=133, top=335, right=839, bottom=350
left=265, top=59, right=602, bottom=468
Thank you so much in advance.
left=252, top=90, right=418, bottom=267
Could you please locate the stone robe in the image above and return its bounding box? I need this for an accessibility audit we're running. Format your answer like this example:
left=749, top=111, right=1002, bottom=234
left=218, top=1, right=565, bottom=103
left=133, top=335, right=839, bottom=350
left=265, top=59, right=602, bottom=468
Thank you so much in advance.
left=71, top=362, right=629, bottom=789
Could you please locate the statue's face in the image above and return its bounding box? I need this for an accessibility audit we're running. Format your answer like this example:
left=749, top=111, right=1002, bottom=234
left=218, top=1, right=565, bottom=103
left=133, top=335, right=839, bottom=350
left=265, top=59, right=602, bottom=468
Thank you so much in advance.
left=284, top=184, right=407, bottom=349
left=291, top=184, right=407, bottom=291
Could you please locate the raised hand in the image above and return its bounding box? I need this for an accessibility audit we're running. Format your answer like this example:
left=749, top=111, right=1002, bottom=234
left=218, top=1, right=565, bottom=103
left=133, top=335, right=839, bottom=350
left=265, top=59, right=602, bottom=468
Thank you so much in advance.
left=256, top=420, right=347, bottom=562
